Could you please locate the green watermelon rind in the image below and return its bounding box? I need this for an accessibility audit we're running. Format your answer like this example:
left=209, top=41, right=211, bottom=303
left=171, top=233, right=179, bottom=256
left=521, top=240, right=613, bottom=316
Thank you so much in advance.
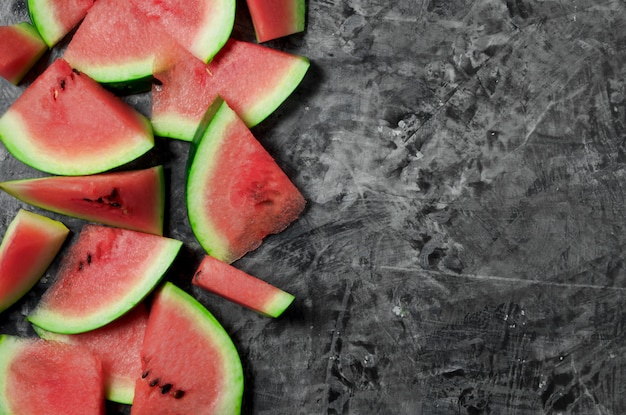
left=26, top=237, right=183, bottom=334
left=187, top=0, right=236, bottom=63
left=152, top=54, right=311, bottom=141
left=154, top=282, right=244, bottom=413
left=0, top=335, right=21, bottom=415
left=27, top=0, right=62, bottom=47
left=0, top=109, right=154, bottom=176
left=186, top=98, right=233, bottom=261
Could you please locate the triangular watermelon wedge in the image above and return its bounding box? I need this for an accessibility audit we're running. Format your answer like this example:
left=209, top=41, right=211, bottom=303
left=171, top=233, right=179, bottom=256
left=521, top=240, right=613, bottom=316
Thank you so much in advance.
left=0, top=22, right=48, bottom=85
left=0, top=166, right=165, bottom=235
left=186, top=97, right=306, bottom=263
left=33, top=303, right=149, bottom=404
left=0, top=210, right=69, bottom=314
left=27, top=0, right=97, bottom=47
left=27, top=225, right=182, bottom=334
left=0, top=335, right=105, bottom=415
left=246, top=0, right=306, bottom=43
left=152, top=38, right=310, bottom=141
left=131, top=282, right=243, bottom=415
left=0, top=58, right=154, bottom=176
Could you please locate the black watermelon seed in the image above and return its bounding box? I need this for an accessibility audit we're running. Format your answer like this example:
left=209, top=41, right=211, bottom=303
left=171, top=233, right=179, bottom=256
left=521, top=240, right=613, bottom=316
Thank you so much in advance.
left=141, top=370, right=149, bottom=379
left=161, top=384, right=173, bottom=394
left=149, top=378, right=159, bottom=387
left=173, top=390, right=185, bottom=399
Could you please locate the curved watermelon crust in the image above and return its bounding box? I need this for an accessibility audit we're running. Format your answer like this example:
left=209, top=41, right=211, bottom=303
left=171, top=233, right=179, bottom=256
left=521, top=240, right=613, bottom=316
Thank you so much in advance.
left=193, top=255, right=295, bottom=317
left=131, top=282, right=243, bottom=415
left=152, top=38, right=310, bottom=141
left=0, top=209, right=69, bottom=314
left=0, top=166, right=165, bottom=235
left=130, top=0, right=235, bottom=63
left=33, top=303, right=149, bottom=404
left=27, top=225, right=183, bottom=334
left=27, top=0, right=96, bottom=47
left=246, top=0, right=306, bottom=43
left=0, top=335, right=105, bottom=415
left=0, top=22, right=48, bottom=85
left=187, top=97, right=306, bottom=263
left=0, top=58, right=154, bottom=176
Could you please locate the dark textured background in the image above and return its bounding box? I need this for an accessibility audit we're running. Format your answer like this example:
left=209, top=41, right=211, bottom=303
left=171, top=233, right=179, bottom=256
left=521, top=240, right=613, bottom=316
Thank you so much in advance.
left=2, top=0, right=626, bottom=414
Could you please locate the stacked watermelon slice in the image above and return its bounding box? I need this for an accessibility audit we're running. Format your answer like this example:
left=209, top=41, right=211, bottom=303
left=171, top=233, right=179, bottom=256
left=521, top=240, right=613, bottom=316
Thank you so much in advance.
left=0, top=0, right=309, bottom=413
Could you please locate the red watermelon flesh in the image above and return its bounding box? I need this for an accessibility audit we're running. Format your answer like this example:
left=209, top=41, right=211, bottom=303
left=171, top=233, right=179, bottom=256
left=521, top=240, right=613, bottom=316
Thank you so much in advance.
left=0, top=335, right=105, bottom=415
left=131, top=282, right=243, bottom=415
left=0, top=22, right=48, bottom=85
left=246, top=0, right=305, bottom=42
left=186, top=97, right=306, bottom=263
left=27, top=225, right=183, bottom=334
left=27, top=0, right=96, bottom=47
left=0, top=210, right=69, bottom=313
left=193, top=255, right=295, bottom=317
left=33, top=303, right=149, bottom=404
left=152, top=38, right=310, bottom=141
left=0, top=166, right=165, bottom=236
left=130, top=0, right=235, bottom=63
left=0, top=58, right=154, bottom=176
left=63, top=0, right=177, bottom=88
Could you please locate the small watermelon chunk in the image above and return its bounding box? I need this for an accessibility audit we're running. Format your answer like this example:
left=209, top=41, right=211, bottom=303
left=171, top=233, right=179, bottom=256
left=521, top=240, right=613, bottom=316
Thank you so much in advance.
left=63, top=0, right=176, bottom=90
left=0, top=210, right=69, bottom=313
left=0, top=335, right=105, bottom=415
left=152, top=38, right=310, bottom=141
left=130, top=0, right=235, bottom=63
left=0, top=58, right=154, bottom=176
left=34, top=303, right=149, bottom=404
left=0, top=166, right=165, bottom=235
left=0, top=22, right=48, bottom=85
left=27, top=225, right=182, bottom=334
left=193, top=255, right=295, bottom=317
left=131, top=282, right=243, bottom=415
left=27, top=0, right=96, bottom=47
left=186, top=97, right=306, bottom=263
left=246, top=0, right=306, bottom=42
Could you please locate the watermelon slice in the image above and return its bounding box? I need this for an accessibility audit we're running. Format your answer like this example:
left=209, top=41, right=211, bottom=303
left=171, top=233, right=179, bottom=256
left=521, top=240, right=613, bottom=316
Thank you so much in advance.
left=0, top=335, right=105, bottom=415
left=151, top=38, right=310, bottom=141
left=27, top=225, right=182, bottom=334
left=131, top=282, right=243, bottom=415
left=193, top=255, right=295, bottom=317
left=0, top=210, right=69, bottom=313
left=33, top=303, right=149, bottom=404
left=0, top=166, right=165, bottom=235
left=130, top=0, right=235, bottom=63
left=63, top=0, right=176, bottom=91
left=0, top=58, right=154, bottom=176
left=187, top=97, right=306, bottom=263
left=0, top=22, right=48, bottom=85
left=246, top=0, right=306, bottom=43
left=27, top=0, right=96, bottom=47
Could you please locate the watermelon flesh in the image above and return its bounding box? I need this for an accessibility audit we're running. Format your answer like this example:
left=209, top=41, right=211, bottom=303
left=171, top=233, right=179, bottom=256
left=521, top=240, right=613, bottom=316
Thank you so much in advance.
left=33, top=303, right=149, bottom=404
left=152, top=38, right=310, bottom=141
left=0, top=210, right=69, bottom=313
left=0, top=166, right=165, bottom=236
left=27, top=0, right=96, bottom=47
left=0, top=22, right=48, bottom=85
left=187, top=97, right=306, bottom=263
left=130, top=0, right=235, bottom=63
left=246, top=0, right=306, bottom=42
left=27, top=225, right=182, bottom=334
left=0, top=58, right=154, bottom=176
left=63, top=0, right=176, bottom=90
left=131, top=282, right=243, bottom=415
left=0, top=335, right=105, bottom=415
left=193, top=255, right=295, bottom=317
